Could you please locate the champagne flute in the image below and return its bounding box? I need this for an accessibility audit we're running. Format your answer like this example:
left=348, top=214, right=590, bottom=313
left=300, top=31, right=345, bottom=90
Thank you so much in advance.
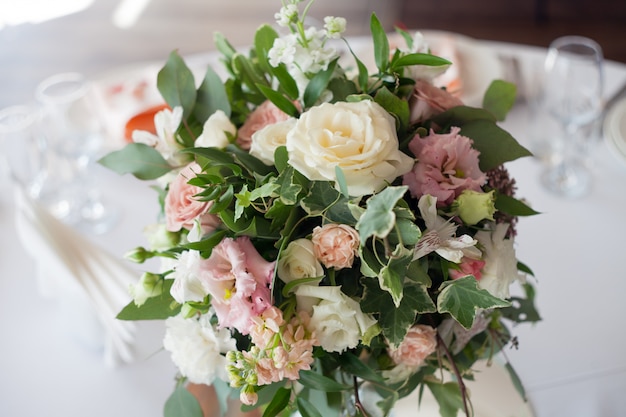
left=539, top=36, right=604, bottom=198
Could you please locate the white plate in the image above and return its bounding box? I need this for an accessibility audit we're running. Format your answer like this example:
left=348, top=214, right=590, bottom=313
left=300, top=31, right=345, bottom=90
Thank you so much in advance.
left=604, top=95, right=626, bottom=162
left=394, top=360, right=536, bottom=417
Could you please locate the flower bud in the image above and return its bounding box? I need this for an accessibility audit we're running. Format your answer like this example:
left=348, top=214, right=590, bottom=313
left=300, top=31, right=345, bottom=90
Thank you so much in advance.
left=451, top=190, right=496, bottom=226
left=129, top=272, right=163, bottom=306
left=124, top=246, right=150, bottom=263
left=143, top=223, right=180, bottom=251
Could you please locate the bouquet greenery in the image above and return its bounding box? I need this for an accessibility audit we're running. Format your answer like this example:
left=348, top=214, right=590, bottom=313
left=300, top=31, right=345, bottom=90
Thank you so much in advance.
left=101, top=1, right=540, bottom=416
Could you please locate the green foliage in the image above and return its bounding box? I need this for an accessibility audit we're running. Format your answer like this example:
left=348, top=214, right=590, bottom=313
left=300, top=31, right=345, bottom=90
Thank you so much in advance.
left=482, top=79, right=517, bottom=121
left=117, top=279, right=181, bottom=320
left=98, top=143, right=173, bottom=180
left=163, top=385, right=203, bottom=417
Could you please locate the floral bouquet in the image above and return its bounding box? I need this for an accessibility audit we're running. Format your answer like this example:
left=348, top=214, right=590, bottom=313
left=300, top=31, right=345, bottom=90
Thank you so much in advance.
left=100, top=1, right=540, bottom=416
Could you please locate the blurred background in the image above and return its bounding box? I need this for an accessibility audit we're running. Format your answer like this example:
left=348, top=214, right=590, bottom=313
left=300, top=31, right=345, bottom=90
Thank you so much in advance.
left=1, top=0, right=625, bottom=109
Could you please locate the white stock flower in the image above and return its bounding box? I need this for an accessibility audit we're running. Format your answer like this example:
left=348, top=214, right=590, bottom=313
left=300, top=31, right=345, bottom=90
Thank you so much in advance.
left=323, top=16, right=346, bottom=39
left=169, top=250, right=207, bottom=303
left=413, top=194, right=481, bottom=262
left=294, top=285, right=377, bottom=353
left=475, top=223, right=523, bottom=299
left=268, top=36, right=297, bottom=67
left=194, top=110, right=236, bottom=148
left=249, top=118, right=296, bottom=165
left=132, top=106, right=187, bottom=166
left=163, top=313, right=237, bottom=385
left=274, top=4, right=299, bottom=27
left=286, top=100, right=414, bottom=197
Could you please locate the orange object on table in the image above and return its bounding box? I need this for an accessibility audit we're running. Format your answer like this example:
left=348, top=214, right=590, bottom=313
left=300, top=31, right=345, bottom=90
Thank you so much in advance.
left=123, top=103, right=169, bottom=142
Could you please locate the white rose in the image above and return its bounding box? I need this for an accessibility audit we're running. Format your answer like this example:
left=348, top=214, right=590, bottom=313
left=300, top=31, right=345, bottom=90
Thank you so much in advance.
left=475, top=223, right=524, bottom=299
left=277, top=238, right=324, bottom=284
left=249, top=118, right=296, bottom=165
left=194, top=110, right=236, bottom=148
left=170, top=250, right=207, bottom=303
left=286, top=100, right=414, bottom=197
left=163, top=313, right=237, bottom=385
left=294, top=285, right=377, bottom=353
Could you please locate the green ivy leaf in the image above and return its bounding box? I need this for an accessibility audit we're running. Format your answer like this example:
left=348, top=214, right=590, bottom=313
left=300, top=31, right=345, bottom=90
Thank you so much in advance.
left=117, top=279, right=180, bottom=320
left=157, top=51, right=197, bottom=119
left=163, top=385, right=203, bottom=417
left=300, top=182, right=356, bottom=224
left=482, top=79, right=517, bottom=121
left=378, top=244, right=413, bottom=307
left=437, top=276, right=510, bottom=329
left=425, top=381, right=465, bottom=417
left=194, top=65, right=231, bottom=123
left=356, top=186, right=408, bottom=242
left=98, top=143, right=172, bottom=180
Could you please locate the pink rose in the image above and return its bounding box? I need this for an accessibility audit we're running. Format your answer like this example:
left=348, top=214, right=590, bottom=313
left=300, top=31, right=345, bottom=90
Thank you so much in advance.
left=409, top=79, right=463, bottom=124
left=199, top=236, right=275, bottom=335
left=449, top=257, right=486, bottom=280
left=236, top=100, right=294, bottom=150
left=388, top=324, right=437, bottom=368
left=311, top=224, right=360, bottom=270
left=164, top=162, right=220, bottom=233
left=403, top=127, right=486, bottom=207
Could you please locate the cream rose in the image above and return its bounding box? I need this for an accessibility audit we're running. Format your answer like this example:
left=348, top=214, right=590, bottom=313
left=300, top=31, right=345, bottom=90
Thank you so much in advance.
left=194, top=110, right=236, bottom=148
left=249, top=118, right=296, bottom=165
left=311, top=224, right=359, bottom=269
left=285, top=100, right=414, bottom=197
left=295, top=285, right=377, bottom=352
left=277, top=238, right=324, bottom=285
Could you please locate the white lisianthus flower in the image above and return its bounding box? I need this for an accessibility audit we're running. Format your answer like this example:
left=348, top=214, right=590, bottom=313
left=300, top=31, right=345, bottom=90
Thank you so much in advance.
left=323, top=16, right=346, bottom=39
left=170, top=250, right=207, bottom=303
left=413, top=194, right=481, bottom=262
left=249, top=118, right=296, bottom=165
left=194, top=110, right=236, bottom=148
left=132, top=106, right=188, bottom=166
left=294, top=285, right=377, bottom=353
left=286, top=100, right=414, bottom=197
left=475, top=223, right=523, bottom=299
left=163, top=313, right=237, bottom=385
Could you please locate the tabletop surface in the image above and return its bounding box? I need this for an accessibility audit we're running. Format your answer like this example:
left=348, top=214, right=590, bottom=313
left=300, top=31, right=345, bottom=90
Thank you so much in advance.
left=1, top=36, right=626, bottom=417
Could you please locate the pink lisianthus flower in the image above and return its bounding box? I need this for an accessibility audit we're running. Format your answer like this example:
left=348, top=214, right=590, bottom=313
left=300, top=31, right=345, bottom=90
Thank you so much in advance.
left=409, top=79, right=463, bottom=124
left=449, top=257, right=486, bottom=280
left=236, top=100, right=296, bottom=150
left=388, top=324, right=437, bottom=368
left=199, top=236, right=275, bottom=335
left=403, top=127, right=486, bottom=207
left=164, top=162, right=221, bottom=233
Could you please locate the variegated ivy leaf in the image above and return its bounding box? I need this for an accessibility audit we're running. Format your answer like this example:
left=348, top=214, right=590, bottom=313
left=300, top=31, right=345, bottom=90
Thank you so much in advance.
left=378, top=244, right=413, bottom=307
left=356, top=186, right=408, bottom=242
left=437, top=275, right=510, bottom=329
left=300, top=182, right=356, bottom=224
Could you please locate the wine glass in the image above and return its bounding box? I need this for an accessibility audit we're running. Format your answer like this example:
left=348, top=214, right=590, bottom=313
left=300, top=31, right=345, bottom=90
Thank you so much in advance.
left=538, top=36, right=604, bottom=198
left=35, top=72, right=118, bottom=234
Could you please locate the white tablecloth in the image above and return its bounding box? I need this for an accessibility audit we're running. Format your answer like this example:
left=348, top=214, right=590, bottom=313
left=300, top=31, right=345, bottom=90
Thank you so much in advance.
left=1, top=39, right=625, bottom=417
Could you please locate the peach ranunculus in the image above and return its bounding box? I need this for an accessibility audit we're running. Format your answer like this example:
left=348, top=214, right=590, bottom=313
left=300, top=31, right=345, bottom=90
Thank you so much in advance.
left=237, top=100, right=295, bottom=150
left=164, top=162, right=220, bottom=233
left=403, top=127, right=486, bottom=207
left=311, top=224, right=360, bottom=270
left=409, top=79, right=463, bottom=124
left=388, top=324, right=437, bottom=368
left=199, top=236, right=275, bottom=335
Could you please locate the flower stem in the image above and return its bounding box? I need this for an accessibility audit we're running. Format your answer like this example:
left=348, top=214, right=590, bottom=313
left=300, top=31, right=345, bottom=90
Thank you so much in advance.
left=436, top=332, right=472, bottom=417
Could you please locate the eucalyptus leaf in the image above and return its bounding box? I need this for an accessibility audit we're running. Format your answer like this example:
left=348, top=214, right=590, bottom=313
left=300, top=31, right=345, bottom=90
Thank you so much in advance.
left=157, top=51, right=197, bottom=118
left=163, top=385, right=203, bottom=417
left=425, top=381, right=465, bottom=417
left=370, top=13, right=389, bottom=71
left=194, top=65, right=231, bottom=122
left=254, top=24, right=279, bottom=74
left=98, top=143, right=173, bottom=180
left=393, top=53, right=451, bottom=68
left=482, top=79, right=517, bottom=121
left=257, top=84, right=300, bottom=118
left=298, top=370, right=351, bottom=392
left=505, top=361, right=528, bottom=401
left=495, top=194, right=540, bottom=216
left=437, top=276, right=510, bottom=329
left=304, top=59, right=338, bottom=108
